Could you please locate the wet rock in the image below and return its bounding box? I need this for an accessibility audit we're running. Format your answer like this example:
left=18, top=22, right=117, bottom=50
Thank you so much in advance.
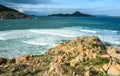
left=0, top=58, right=7, bottom=65
left=7, top=59, right=15, bottom=64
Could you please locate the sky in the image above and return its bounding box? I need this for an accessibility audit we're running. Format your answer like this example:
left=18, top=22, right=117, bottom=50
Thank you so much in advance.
left=0, top=0, right=120, bottom=16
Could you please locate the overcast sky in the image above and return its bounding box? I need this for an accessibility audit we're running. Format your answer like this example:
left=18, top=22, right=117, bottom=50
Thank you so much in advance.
left=0, top=0, right=120, bottom=16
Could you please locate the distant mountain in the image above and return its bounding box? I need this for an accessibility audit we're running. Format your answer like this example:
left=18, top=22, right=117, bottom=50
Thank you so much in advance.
left=48, top=11, right=94, bottom=17
left=0, top=5, right=31, bottom=19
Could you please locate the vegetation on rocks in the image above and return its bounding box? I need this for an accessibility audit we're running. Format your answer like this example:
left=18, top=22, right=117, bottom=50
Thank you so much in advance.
left=0, top=36, right=120, bottom=76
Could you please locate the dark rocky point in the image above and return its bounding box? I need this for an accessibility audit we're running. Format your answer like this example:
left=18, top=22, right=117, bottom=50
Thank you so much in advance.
left=0, top=5, right=31, bottom=19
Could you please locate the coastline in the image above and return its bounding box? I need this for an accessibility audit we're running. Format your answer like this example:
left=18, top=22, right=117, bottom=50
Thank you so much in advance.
left=0, top=36, right=120, bottom=76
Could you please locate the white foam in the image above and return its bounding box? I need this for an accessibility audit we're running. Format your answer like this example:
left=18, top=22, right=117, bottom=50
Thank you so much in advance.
left=110, top=30, right=118, bottom=33
left=0, top=30, right=34, bottom=40
left=0, top=37, right=6, bottom=40
left=0, top=32, right=8, bottom=40
left=101, top=29, right=119, bottom=34
left=22, top=41, right=55, bottom=46
left=106, top=40, right=120, bottom=45
left=29, top=29, right=76, bottom=37
left=80, top=29, right=97, bottom=33
left=98, top=35, right=120, bottom=46
left=0, top=26, right=120, bottom=58
left=112, top=41, right=120, bottom=45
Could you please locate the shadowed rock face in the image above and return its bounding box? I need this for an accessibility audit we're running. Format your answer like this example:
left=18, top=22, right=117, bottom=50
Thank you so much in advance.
left=0, top=5, right=31, bottom=19
left=0, top=36, right=120, bottom=76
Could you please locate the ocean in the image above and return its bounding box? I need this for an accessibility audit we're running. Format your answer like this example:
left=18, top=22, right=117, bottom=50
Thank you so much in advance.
left=0, top=17, right=120, bottom=58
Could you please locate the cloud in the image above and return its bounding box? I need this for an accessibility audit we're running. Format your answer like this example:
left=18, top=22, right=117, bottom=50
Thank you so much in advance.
left=0, top=0, right=51, bottom=4
left=1, top=0, right=120, bottom=16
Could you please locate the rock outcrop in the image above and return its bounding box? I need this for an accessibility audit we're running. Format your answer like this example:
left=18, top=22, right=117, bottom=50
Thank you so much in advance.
left=0, top=36, right=120, bottom=76
left=0, top=5, right=31, bottom=19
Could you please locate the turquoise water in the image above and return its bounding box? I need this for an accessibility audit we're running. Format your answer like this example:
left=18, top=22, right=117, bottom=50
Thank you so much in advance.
left=0, top=17, right=120, bottom=58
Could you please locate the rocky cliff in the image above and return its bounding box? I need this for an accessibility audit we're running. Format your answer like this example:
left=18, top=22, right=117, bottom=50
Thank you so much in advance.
left=0, top=5, right=31, bottom=19
left=0, top=36, right=120, bottom=76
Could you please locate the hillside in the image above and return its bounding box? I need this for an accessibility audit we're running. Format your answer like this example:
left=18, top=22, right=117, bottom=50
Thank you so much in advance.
left=48, top=11, right=94, bottom=17
left=0, top=5, right=31, bottom=19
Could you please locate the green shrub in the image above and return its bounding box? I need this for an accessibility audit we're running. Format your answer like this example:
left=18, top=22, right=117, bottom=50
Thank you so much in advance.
left=76, top=66, right=85, bottom=75
left=99, top=50, right=107, bottom=55
left=58, top=50, right=65, bottom=54
left=83, top=56, right=110, bottom=66
left=90, top=70, right=107, bottom=76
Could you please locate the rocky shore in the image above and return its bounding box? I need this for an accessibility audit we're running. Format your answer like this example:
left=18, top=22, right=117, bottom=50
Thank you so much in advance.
left=0, top=36, right=120, bottom=76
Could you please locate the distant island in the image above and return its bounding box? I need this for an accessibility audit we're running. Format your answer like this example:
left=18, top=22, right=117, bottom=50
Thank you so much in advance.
left=48, top=11, right=94, bottom=17
left=0, top=5, right=31, bottom=19
left=117, top=16, right=120, bottom=18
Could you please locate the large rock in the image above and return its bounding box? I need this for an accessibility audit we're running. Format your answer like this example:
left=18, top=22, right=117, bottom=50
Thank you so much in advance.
left=107, top=62, right=120, bottom=76
left=107, top=47, right=120, bottom=63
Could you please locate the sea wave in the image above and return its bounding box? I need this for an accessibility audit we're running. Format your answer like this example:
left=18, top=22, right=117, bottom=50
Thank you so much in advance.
left=22, top=40, right=55, bottom=46
left=0, top=37, right=6, bottom=40
left=102, top=29, right=119, bottom=34
left=104, top=40, right=120, bottom=45
left=0, top=32, right=8, bottom=40
left=80, top=29, right=97, bottom=33
left=0, top=27, right=120, bottom=58
left=29, top=29, right=76, bottom=37
left=65, top=26, right=119, bottom=34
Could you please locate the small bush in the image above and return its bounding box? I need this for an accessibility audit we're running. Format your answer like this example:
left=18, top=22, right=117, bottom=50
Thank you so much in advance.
left=90, top=70, right=107, bottom=76
left=83, top=56, right=110, bottom=66
left=99, top=50, right=107, bottom=55
left=76, top=66, right=85, bottom=75
left=58, top=50, right=65, bottom=54
left=88, top=42, right=98, bottom=48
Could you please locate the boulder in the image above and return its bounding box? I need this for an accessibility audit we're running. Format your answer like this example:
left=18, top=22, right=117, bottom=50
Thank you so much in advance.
left=107, top=62, right=120, bottom=76
left=107, top=47, right=120, bottom=63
